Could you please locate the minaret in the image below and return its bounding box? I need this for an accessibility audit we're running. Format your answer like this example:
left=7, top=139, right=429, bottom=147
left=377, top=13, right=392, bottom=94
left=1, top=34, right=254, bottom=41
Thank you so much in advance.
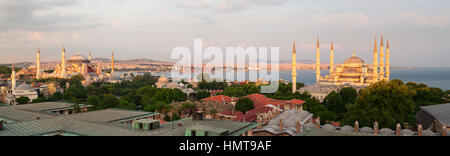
left=111, top=51, right=115, bottom=75
left=292, top=41, right=297, bottom=94
left=11, top=64, right=16, bottom=90
left=61, top=46, right=66, bottom=78
left=372, top=36, right=379, bottom=82
left=379, top=35, right=385, bottom=81
left=36, top=48, right=41, bottom=79
left=88, top=51, right=92, bottom=62
left=386, top=40, right=390, bottom=81
left=330, top=41, right=334, bottom=75
left=316, top=36, right=321, bottom=84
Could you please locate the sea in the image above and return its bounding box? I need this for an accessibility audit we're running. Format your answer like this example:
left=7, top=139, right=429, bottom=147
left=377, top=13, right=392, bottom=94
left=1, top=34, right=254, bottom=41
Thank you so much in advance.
left=132, top=67, right=450, bottom=91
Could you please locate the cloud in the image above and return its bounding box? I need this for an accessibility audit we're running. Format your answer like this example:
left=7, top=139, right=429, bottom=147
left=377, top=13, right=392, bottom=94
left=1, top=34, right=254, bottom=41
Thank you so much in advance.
left=389, top=12, right=450, bottom=27
left=312, top=12, right=371, bottom=25
left=28, top=32, right=45, bottom=41
left=177, top=0, right=291, bottom=12
left=0, top=0, right=99, bottom=31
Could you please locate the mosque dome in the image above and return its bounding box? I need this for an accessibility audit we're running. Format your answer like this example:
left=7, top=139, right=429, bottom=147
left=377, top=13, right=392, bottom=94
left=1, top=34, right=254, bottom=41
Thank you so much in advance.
left=157, top=75, right=169, bottom=84
left=15, top=84, right=35, bottom=91
left=68, top=54, right=90, bottom=64
left=343, top=56, right=365, bottom=64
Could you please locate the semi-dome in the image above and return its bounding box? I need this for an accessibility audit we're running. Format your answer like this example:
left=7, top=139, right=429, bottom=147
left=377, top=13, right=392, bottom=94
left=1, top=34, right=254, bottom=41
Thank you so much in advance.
left=343, top=56, right=365, bottom=64
left=68, top=54, right=90, bottom=64
left=15, top=84, right=34, bottom=91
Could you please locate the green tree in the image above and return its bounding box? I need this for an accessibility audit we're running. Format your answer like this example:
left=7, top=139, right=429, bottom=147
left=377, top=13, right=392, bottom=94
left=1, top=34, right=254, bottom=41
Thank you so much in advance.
left=118, top=99, right=137, bottom=110
left=32, top=97, right=47, bottom=103
left=318, top=110, right=337, bottom=124
left=235, top=98, right=254, bottom=113
left=303, top=98, right=325, bottom=117
left=344, top=79, right=416, bottom=129
left=195, top=90, right=211, bottom=100
left=68, top=74, right=85, bottom=87
left=323, top=91, right=345, bottom=114
left=64, top=86, right=86, bottom=103
left=97, top=94, right=120, bottom=109
left=16, top=96, right=30, bottom=104
left=48, top=92, right=63, bottom=101
left=339, top=87, right=358, bottom=104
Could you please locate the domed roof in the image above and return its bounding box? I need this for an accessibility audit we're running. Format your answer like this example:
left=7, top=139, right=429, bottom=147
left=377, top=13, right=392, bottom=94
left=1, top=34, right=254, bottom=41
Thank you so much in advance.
left=379, top=128, right=395, bottom=135
left=15, top=84, right=34, bottom=91
left=157, top=75, right=169, bottom=83
left=68, top=54, right=90, bottom=63
left=343, top=56, right=365, bottom=64
left=322, top=124, right=336, bottom=131
left=360, top=127, right=374, bottom=133
left=340, top=125, right=354, bottom=132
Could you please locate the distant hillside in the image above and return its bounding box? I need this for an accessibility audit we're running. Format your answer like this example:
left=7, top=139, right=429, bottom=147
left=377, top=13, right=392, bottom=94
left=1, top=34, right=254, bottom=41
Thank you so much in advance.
left=0, top=62, right=33, bottom=68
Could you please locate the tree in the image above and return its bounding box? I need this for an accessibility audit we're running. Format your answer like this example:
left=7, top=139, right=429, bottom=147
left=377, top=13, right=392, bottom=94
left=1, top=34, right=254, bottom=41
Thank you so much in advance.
left=303, top=98, right=325, bottom=117
left=97, top=94, right=120, bottom=109
left=323, top=91, right=345, bottom=114
left=68, top=74, right=85, bottom=87
left=344, top=80, right=416, bottom=129
left=195, top=91, right=211, bottom=100
left=235, top=98, right=254, bottom=113
left=32, top=97, right=47, bottom=103
left=339, top=87, right=358, bottom=104
left=48, top=92, right=63, bottom=101
left=16, top=96, right=30, bottom=104
left=318, top=110, right=337, bottom=124
left=118, top=99, right=137, bottom=110
left=64, top=86, right=86, bottom=103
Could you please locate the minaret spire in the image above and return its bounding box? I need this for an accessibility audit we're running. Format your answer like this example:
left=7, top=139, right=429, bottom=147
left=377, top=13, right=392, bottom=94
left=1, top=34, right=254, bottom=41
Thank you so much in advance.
left=316, top=36, right=321, bottom=84
left=88, top=51, right=92, bottom=62
left=379, top=34, right=385, bottom=81
left=11, top=64, right=16, bottom=90
left=61, top=45, right=66, bottom=78
left=330, top=41, right=334, bottom=75
left=36, top=48, right=41, bottom=79
left=386, top=40, right=390, bottom=81
left=111, top=51, right=115, bottom=76
left=372, top=36, right=379, bottom=82
left=292, top=41, right=297, bottom=94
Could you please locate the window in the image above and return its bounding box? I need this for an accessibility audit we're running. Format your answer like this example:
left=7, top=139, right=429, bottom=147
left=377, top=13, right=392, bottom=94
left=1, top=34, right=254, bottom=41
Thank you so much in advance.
left=192, top=131, right=196, bottom=136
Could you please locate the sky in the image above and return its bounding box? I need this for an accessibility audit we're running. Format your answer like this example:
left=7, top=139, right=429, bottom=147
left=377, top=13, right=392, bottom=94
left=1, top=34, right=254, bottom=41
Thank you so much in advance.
left=0, top=0, right=449, bottom=67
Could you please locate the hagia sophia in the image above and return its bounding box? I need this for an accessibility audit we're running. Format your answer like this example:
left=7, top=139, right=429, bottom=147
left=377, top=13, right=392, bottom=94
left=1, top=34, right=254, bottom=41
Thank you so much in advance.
left=36, top=46, right=115, bottom=83
left=297, top=35, right=391, bottom=102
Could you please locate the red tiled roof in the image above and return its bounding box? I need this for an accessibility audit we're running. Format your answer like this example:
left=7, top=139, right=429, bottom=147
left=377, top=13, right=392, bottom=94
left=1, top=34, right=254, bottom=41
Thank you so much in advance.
left=201, top=95, right=236, bottom=103
left=221, top=110, right=232, bottom=116
left=229, top=93, right=306, bottom=122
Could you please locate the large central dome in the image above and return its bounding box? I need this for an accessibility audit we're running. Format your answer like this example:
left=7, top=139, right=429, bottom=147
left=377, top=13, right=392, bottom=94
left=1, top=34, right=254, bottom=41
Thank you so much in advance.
left=68, top=54, right=90, bottom=64
left=343, top=56, right=365, bottom=64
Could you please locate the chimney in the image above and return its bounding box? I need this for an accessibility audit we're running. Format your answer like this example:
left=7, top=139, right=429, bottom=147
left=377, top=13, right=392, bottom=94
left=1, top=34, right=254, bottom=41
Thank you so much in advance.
left=374, top=121, right=379, bottom=135
left=417, top=124, right=423, bottom=136
left=296, top=120, right=302, bottom=134
left=178, top=122, right=183, bottom=127
left=354, top=121, right=359, bottom=133
left=442, top=126, right=447, bottom=136
left=396, top=123, right=401, bottom=136
left=36, top=116, right=40, bottom=120
left=315, top=116, right=320, bottom=129
left=279, top=118, right=283, bottom=131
